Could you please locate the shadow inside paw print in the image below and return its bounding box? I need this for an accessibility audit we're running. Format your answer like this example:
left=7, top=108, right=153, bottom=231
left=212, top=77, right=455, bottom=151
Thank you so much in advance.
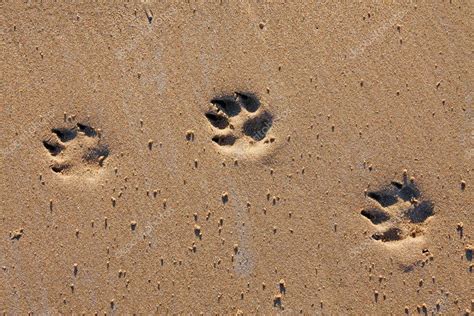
left=361, top=175, right=434, bottom=242
left=42, top=122, right=109, bottom=175
left=205, top=92, right=274, bottom=156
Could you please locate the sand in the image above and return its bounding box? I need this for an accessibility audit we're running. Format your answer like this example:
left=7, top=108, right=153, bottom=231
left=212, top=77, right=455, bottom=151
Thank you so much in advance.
left=1, top=1, right=473, bottom=314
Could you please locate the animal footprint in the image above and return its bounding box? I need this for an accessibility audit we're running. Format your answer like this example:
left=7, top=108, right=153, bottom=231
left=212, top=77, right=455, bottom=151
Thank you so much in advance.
left=360, top=175, right=435, bottom=242
left=42, top=123, right=109, bottom=175
left=205, top=92, right=274, bottom=156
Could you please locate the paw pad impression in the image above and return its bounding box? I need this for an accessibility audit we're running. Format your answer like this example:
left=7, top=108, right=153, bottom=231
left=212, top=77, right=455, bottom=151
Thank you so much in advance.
left=42, top=122, right=109, bottom=175
left=205, top=92, right=274, bottom=155
left=361, top=175, right=434, bottom=242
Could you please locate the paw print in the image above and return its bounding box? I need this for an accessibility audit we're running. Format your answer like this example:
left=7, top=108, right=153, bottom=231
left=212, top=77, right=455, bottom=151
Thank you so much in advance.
left=360, top=175, right=435, bottom=242
left=42, top=122, right=109, bottom=175
left=205, top=92, right=274, bottom=156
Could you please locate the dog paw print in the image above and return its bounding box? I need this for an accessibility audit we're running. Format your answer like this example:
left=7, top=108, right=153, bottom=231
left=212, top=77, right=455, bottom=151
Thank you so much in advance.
left=360, top=175, right=435, bottom=242
left=42, top=123, right=109, bottom=175
left=205, top=92, right=274, bottom=156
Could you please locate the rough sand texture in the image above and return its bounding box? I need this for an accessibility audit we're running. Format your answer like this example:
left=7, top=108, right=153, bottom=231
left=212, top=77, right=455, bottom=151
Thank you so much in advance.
left=1, top=1, right=473, bottom=314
